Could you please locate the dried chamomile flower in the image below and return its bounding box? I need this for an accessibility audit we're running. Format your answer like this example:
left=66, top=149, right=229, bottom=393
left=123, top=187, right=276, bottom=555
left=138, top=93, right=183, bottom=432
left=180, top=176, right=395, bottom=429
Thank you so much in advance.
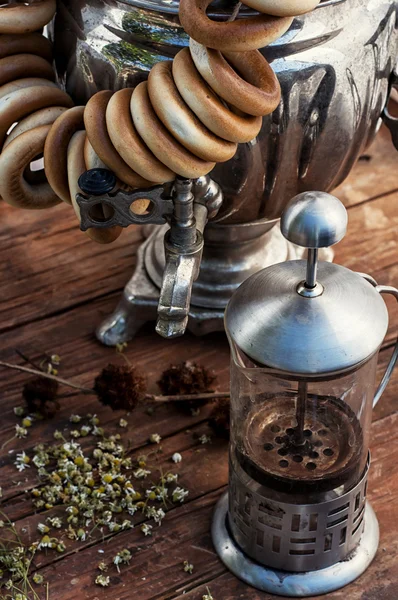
left=38, top=535, right=53, bottom=549
left=15, top=424, right=28, bottom=438
left=47, top=516, right=63, bottom=529
left=172, top=487, right=189, bottom=503
left=116, top=342, right=128, bottom=353
left=183, top=561, right=194, bottom=574
left=199, top=434, right=211, bottom=445
left=51, top=354, right=61, bottom=365
left=141, top=523, right=153, bottom=536
left=133, top=468, right=151, bottom=479
left=149, top=433, right=161, bottom=444
left=113, top=549, right=132, bottom=572
left=37, top=523, right=50, bottom=534
left=95, top=574, right=110, bottom=587
left=70, top=414, right=82, bottom=424
left=172, top=452, right=182, bottom=463
left=146, top=507, right=165, bottom=525
left=80, top=425, right=91, bottom=437
left=98, top=561, right=108, bottom=572
left=202, top=588, right=214, bottom=600
left=33, top=573, right=44, bottom=585
left=15, top=452, right=31, bottom=472
left=119, top=418, right=128, bottom=428
left=13, top=406, right=25, bottom=417
left=165, top=472, right=178, bottom=483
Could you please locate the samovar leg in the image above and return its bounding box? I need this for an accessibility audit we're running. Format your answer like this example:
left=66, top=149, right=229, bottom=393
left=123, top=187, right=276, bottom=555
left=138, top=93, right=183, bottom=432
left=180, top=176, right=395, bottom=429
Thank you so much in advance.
left=96, top=237, right=159, bottom=346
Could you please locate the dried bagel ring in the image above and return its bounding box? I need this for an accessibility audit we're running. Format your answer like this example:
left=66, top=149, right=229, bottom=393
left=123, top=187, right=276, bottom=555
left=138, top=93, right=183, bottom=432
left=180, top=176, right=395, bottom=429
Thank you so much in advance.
left=0, top=124, right=61, bottom=209
left=131, top=81, right=216, bottom=179
left=106, top=88, right=175, bottom=184
left=0, top=54, right=55, bottom=87
left=4, top=106, right=67, bottom=148
left=190, top=40, right=280, bottom=117
left=84, top=137, right=108, bottom=170
left=172, top=48, right=262, bottom=143
left=0, top=86, right=73, bottom=147
left=244, top=0, right=321, bottom=16
left=0, top=0, right=56, bottom=34
left=44, top=105, right=85, bottom=204
left=0, top=77, right=57, bottom=101
left=67, top=130, right=122, bottom=244
left=148, top=61, right=237, bottom=162
left=0, top=33, right=53, bottom=61
left=179, top=0, right=292, bottom=52
left=84, top=90, right=153, bottom=189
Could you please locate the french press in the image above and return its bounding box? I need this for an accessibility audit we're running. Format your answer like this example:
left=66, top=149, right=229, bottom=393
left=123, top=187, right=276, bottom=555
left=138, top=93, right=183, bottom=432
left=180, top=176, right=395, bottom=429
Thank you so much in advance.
left=212, top=191, right=398, bottom=597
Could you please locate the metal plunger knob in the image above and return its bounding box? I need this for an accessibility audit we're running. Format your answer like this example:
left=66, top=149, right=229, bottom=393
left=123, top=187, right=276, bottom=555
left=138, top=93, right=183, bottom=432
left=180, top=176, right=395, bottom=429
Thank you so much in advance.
left=280, top=191, right=348, bottom=293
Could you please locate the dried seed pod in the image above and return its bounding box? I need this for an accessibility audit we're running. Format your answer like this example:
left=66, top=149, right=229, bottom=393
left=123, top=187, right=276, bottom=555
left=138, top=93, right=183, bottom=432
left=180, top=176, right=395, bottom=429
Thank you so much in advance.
left=209, top=397, right=230, bottom=439
left=22, top=377, right=60, bottom=418
left=94, top=364, right=147, bottom=411
left=157, top=361, right=217, bottom=414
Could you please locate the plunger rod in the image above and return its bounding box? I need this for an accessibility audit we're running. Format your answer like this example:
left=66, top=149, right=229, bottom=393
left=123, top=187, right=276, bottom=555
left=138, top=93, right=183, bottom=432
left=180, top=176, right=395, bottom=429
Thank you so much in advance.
left=306, top=248, right=318, bottom=288
left=295, top=380, right=307, bottom=444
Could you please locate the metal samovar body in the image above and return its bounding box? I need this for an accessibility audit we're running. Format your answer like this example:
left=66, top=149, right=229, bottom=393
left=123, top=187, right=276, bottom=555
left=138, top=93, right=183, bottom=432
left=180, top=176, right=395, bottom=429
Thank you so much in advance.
left=52, top=0, right=398, bottom=343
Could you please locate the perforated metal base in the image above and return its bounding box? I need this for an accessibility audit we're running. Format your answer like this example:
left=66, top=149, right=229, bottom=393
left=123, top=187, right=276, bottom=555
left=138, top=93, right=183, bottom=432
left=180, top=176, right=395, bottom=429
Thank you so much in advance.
left=212, top=492, right=379, bottom=597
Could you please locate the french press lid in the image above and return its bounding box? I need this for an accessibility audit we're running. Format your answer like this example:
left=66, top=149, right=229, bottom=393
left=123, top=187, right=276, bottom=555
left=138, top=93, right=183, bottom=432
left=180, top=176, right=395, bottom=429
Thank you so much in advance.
left=225, top=192, right=389, bottom=376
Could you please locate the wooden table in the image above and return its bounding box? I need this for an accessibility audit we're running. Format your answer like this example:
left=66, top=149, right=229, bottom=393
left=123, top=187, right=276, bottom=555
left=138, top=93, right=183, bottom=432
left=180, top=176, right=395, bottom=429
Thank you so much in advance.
left=0, top=126, right=397, bottom=600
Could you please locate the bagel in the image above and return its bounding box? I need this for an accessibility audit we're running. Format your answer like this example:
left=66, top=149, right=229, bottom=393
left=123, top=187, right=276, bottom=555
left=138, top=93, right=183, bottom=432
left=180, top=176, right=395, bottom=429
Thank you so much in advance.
left=244, top=0, right=321, bottom=16
left=4, top=105, right=67, bottom=148
left=0, top=77, right=57, bottom=101
left=106, top=88, right=175, bottom=184
left=179, top=0, right=293, bottom=52
left=0, top=86, right=73, bottom=148
left=84, top=137, right=108, bottom=170
left=0, top=124, right=61, bottom=209
left=148, top=61, right=237, bottom=162
left=84, top=90, right=153, bottom=189
left=0, top=33, right=53, bottom=61
left=0, top=0, right=57, bottom=34
left=131, top=81, right=216, bottom=178
left=67, top=130, right=122, bottom=244
left=172, top=48, right=262, bottom=143
left=44, top=105, right=85, bottom=204
left=190, top=40, right=281, bottom=116
left=0, top=54, right=55, bottom=87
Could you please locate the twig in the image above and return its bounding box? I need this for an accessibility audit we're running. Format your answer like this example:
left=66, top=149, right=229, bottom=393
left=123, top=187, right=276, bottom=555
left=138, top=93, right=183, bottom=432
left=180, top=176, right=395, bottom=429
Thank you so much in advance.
left=0, top=360, right=94, bottom=394
left=14, top=349, right=42, bottom=371
left=145, top=391, right=229, bottom=403
left=228, top=1, right=242, bottom=22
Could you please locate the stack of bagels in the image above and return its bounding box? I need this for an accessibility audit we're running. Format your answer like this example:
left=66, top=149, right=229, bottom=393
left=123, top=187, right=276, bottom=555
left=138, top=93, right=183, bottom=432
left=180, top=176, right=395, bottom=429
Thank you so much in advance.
left=0, top=0, right=320, bottom=243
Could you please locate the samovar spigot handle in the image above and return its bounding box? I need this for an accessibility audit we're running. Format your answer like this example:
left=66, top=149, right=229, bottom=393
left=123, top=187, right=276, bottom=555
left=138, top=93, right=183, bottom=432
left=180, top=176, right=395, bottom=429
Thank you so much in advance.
left=76, top=169, right=223, bottom=338
left=156, top=176, right=223, bottom=338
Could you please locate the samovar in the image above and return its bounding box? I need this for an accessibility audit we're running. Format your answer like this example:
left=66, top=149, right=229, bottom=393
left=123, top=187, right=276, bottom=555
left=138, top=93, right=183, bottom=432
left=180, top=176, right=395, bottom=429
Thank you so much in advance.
left=51, top=0, right=398, bottom=343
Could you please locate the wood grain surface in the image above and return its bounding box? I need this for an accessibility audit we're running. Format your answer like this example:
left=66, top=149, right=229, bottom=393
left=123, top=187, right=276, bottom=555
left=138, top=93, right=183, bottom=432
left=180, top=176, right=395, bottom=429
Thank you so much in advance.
left=0, top=127, right=397, bottom=600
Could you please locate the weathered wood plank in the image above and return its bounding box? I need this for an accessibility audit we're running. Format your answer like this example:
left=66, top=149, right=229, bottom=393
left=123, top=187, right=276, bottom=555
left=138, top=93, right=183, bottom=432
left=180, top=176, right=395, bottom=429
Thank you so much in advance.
left=0, top=201, right=143, bottom=333
left=334, top=126, right=398, bottom=208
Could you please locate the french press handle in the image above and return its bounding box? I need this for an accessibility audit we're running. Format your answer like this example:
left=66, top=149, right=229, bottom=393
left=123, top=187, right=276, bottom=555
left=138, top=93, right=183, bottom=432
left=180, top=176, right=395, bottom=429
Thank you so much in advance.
left=358, top=273, right=398, bottom=407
